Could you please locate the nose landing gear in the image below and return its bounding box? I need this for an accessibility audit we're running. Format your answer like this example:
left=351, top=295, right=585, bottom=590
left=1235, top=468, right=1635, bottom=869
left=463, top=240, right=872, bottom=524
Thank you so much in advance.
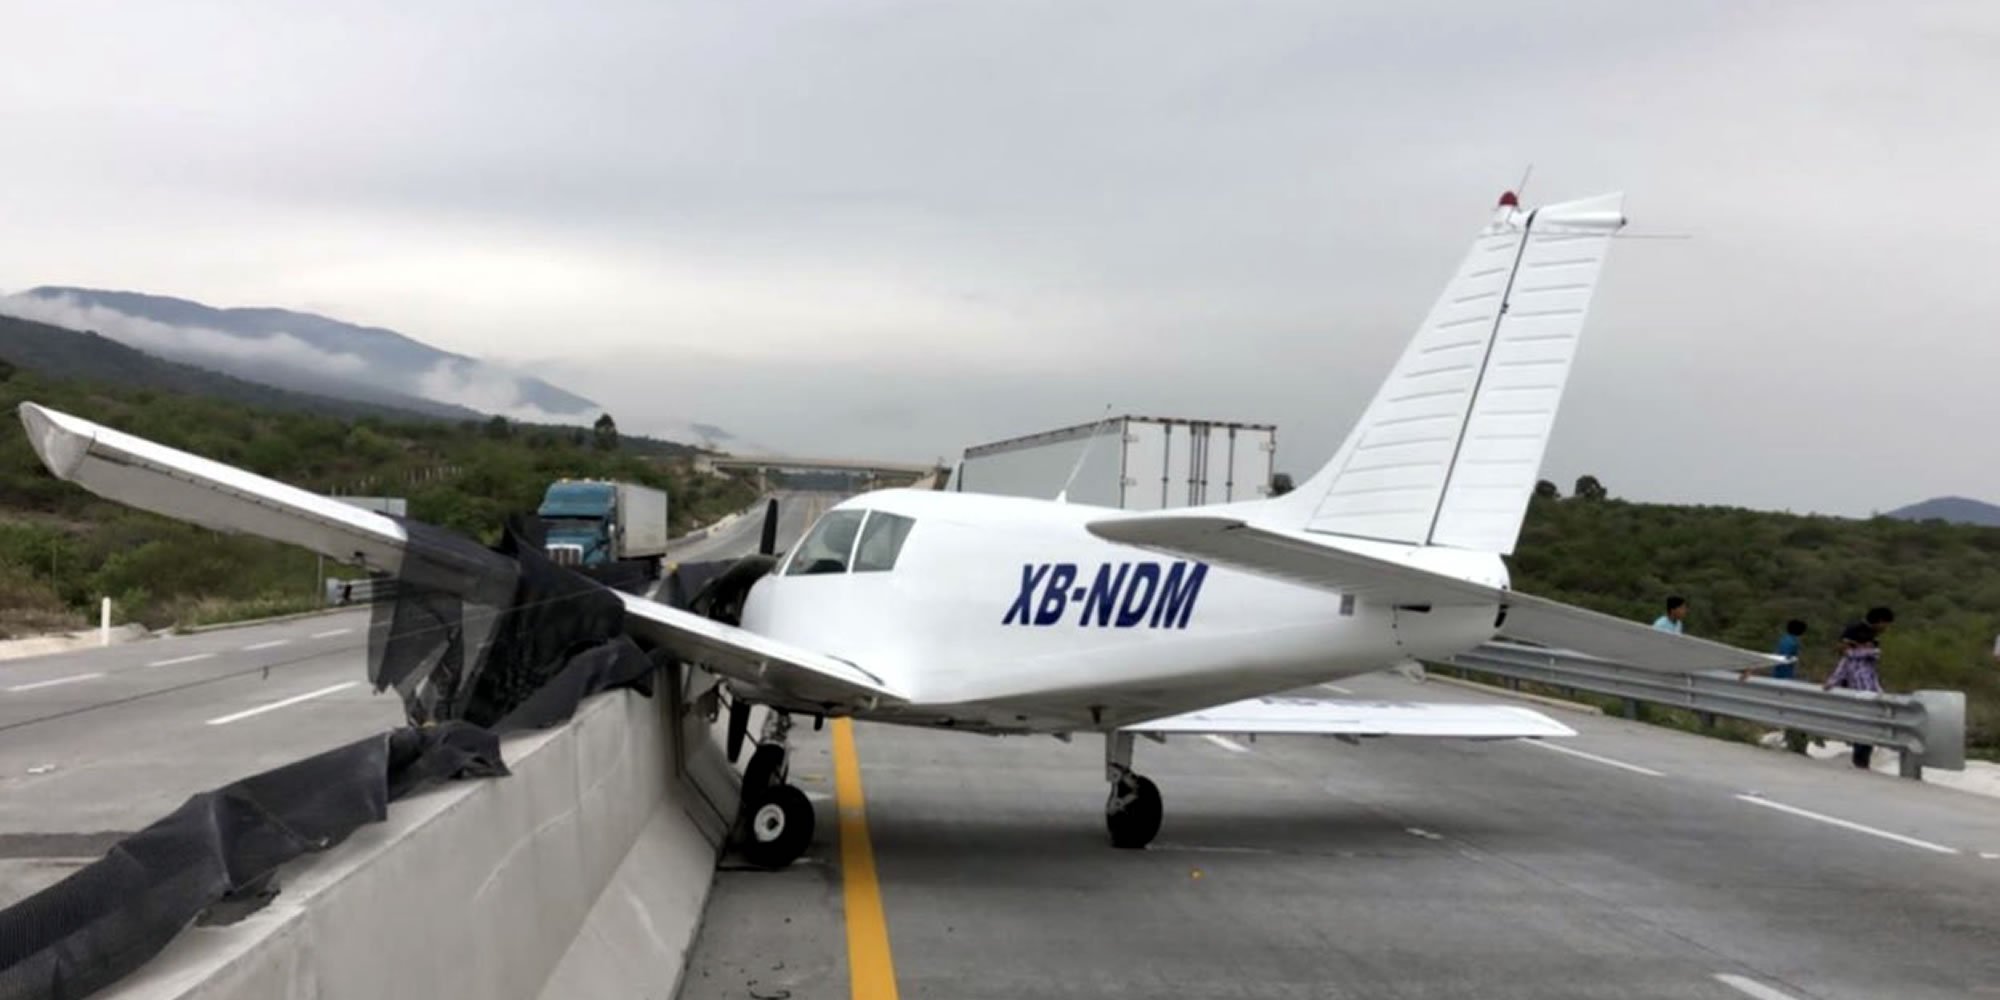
left=734, top=711, right=816, bottom=869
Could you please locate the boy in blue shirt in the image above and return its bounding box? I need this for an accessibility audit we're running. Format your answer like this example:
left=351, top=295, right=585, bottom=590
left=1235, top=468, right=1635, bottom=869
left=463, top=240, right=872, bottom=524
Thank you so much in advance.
left=1652, top=596, right=1687, bottom=633
left=1772, top=619, right=1807, bottom=680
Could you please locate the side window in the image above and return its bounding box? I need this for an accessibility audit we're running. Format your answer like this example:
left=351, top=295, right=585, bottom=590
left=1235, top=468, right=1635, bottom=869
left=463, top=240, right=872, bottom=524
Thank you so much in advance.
left=784, top=509, right=865, bottom=576
left=852, top=512, right=915, bottom=573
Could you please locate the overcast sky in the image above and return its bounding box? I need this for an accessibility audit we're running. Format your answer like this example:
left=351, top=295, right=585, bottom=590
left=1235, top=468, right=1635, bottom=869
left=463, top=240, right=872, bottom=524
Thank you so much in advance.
left=2, top=1, right=1995, bottom=516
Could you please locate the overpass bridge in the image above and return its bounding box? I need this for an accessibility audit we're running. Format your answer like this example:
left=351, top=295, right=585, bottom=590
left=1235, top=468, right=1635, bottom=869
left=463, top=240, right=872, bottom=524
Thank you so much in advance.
left=693, top=452, right=944, bottom=490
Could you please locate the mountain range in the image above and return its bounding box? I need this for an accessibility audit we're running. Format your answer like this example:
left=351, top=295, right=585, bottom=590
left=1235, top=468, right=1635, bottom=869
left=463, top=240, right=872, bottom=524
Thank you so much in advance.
left=1, top=286, right=599, bottom=424
left=1884, top=496, right=2000, bottom=527
left=0, top=286, right=743, bottom=448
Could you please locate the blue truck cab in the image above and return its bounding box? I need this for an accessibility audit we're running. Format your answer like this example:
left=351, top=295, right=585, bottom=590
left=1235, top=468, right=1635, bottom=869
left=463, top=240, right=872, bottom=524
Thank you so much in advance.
left=536, top=479, right=671, bottom=580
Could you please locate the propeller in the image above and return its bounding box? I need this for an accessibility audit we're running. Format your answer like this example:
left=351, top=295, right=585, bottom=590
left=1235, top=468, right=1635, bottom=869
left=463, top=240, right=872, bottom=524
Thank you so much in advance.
left=759, top=496, right=779, bottom=557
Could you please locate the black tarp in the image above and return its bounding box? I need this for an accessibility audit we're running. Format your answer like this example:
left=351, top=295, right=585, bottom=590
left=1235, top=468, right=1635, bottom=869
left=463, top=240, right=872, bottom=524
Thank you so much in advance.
left=0, top=519, right=661, bottom=1000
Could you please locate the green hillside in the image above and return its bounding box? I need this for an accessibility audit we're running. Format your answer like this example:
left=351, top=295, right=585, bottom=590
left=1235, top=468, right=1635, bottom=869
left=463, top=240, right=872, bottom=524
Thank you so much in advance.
left=1513, top=485, right=2000, bottom=756
left=0, top=363, right=757, bottom=635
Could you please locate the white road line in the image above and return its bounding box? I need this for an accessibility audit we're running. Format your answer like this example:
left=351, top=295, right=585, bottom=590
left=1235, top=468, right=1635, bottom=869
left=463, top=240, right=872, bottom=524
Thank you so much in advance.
left=1517, top=738, right=1666, bottom=777
left=1713, top=972, right=1804, bottom=1000
left=1318, top=683, right=1355, bottom=695
left=147, top=653, right=213, bottom=667
left=310, top=628, right=352, bottom=639
left=242, top=639, right=291, bottom=652
left=6, top=673, right=104, bottom=693
left=1405, top=827, right=1444, bottom=841
left=1734, top=795, right=1958, bottom=855
left=1202, top=734, right=1250, bottom=754
left=205, top=682, right=359, bottom=726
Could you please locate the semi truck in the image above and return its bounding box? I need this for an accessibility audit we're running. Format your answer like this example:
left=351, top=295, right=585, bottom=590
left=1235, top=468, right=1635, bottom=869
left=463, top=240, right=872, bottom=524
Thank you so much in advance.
left=536, top=479, right=670, bottom=583
left=950, top=415, right=1277, bottom=510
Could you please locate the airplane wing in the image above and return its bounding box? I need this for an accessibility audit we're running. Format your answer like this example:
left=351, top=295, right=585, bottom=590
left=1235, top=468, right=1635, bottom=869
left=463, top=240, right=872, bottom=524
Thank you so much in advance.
left=1087, top=513, right=1777, bottom=672
left=1127, top=694, right=1575, bottom=739
left=16, top=402, right=905, bottom=711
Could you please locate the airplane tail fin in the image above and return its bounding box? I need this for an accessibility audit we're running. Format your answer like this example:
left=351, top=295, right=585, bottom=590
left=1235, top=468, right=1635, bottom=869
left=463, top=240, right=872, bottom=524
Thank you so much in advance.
left=1266, top=192, right=1626, bottom=555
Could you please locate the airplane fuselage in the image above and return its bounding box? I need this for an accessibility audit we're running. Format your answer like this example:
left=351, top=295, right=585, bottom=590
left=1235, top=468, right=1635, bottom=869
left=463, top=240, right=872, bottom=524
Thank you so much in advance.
left=740, top=489, right=1506, bottom=732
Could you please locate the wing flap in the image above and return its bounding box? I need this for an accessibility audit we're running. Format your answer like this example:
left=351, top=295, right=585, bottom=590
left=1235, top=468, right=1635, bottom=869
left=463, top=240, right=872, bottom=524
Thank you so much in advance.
left=1129, top=695, right=1575, bottom=738
left=617, top=593, right=905, bottom=707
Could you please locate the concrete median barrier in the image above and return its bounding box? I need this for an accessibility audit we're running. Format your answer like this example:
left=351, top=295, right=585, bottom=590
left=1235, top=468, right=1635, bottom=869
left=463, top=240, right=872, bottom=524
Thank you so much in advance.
left=98, top=668, right=737, bottom=1000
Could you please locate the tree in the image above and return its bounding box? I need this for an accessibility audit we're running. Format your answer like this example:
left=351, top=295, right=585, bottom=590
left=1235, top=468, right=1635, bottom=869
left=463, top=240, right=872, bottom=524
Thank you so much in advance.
left=0, top=357, right=15, bottom=382
left=1269, top=472, right=1295, bottom=497
left=484, top=415, right=511, bottom=440
left=1574, top=475, right=1608, bottom=501
left=1535, top=479, right=1561, bottom=500
left=593, top=412, right=619, bottom=452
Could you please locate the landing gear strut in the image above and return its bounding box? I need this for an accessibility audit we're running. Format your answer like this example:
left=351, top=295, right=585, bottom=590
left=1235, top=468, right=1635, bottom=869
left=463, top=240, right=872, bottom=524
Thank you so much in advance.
left=736, top=711, right=815, bottom=869
left=1104, top=731, right=1163, bottom=849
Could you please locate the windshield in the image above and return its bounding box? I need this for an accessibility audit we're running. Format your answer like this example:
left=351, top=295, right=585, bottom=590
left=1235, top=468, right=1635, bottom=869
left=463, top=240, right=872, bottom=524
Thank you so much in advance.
left=785, top=509, right=866, bottom=576
left=853, top=512, right=915, bottom=572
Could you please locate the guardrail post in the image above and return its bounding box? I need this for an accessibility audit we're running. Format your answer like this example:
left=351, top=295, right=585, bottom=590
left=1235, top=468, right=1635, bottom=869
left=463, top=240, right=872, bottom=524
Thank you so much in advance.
left=99, top=597, right=111, bottom=646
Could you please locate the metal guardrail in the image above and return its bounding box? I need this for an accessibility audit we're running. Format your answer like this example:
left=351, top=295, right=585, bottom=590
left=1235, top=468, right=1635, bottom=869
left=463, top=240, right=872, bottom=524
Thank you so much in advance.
left=325, top=576, right=399, bottom=606
left=1435, top=641, right=1967, bottom=780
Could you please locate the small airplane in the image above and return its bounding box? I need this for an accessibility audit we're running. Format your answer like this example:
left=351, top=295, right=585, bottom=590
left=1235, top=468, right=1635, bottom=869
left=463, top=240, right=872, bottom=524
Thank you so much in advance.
left=16, top=190, right=1771, bottom=868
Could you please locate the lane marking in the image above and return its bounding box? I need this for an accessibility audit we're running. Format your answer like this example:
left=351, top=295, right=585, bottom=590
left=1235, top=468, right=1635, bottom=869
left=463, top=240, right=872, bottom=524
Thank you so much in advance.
left=1318, top=683, right=1356, bottom=695
left=1713, top=973, right=1804, bottom=1000
left=1405, top=827, right=1444, bottom=841
left=1981, top=852, right=2000, bottom=861
left=242, top=639, right=291, bottom=652
left=147, top=653, right=213, bottom=668
left=831, top=718, right=899, bottom=1000
left=1517, top=738, right=1665, bottom=777
left=206, top=681, right=359, bottom=726
left=1733, top=795, right=1958, bottom=855
left=1202, top=734, right=1250, bottom=754
left=310, top=628, right=352, bottom=639
left=7, top=673, right=104, bottom=693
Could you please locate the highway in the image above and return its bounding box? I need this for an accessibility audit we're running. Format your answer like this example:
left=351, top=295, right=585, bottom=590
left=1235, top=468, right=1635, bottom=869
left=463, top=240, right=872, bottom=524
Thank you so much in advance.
left=678, top=573, right=2000, bottom=998
left=0, top=492, right=825, bottom=911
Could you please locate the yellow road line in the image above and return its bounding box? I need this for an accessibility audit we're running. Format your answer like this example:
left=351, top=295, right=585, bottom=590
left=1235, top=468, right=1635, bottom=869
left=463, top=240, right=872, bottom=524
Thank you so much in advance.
left=832, top=718, right=899, bottom=999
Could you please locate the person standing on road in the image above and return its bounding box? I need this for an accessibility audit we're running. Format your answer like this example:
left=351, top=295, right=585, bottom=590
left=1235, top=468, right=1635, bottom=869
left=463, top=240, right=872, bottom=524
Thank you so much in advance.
left=1652, top=595, right=1688, bottom=634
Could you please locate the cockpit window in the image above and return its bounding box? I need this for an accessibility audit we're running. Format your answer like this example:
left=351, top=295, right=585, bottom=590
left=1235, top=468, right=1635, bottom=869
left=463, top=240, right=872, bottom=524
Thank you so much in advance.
left=785, top=509, right=865, bottom=576
left=852, top=512, right=915, bottom=573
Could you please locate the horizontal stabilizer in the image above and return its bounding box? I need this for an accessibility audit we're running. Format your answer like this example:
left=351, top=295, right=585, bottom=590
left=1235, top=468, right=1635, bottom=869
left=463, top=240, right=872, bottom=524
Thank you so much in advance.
left=1129, top=695, right=1575, bottom=738
left=1089, top=512, right=1778, bottom=672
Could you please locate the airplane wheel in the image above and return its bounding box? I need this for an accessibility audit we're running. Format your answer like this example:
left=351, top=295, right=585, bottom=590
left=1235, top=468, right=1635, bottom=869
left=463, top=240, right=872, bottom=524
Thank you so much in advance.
left=742, top=784, right=815, bottom=869
left=742, top=742, right=786, bottom=792
left=1105, top=774, right=1163, bottom=849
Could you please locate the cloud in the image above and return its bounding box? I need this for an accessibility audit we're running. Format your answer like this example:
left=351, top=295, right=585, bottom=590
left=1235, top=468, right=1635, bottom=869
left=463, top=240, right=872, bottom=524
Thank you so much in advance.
left=3, top=1, right=1999, bottom=514
left=413, top=359, right=593, bottom=427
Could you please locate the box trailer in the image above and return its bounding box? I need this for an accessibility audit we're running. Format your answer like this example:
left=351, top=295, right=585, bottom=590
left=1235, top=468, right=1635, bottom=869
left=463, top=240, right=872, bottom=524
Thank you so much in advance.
left=952, top=416, right=1277, bottom=510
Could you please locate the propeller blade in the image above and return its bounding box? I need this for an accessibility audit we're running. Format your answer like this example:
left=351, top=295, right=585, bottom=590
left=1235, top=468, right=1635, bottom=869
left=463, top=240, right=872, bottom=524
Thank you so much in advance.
left=759, top=497, right=779, bottom=556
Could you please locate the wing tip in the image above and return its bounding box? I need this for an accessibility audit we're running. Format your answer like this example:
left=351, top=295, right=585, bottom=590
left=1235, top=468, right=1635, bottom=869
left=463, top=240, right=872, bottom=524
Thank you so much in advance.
left=18, top=401, right=92, bottom=481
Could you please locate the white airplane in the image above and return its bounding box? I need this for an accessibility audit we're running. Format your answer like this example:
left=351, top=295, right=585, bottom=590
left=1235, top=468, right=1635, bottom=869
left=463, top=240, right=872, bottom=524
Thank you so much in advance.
left=16, top=190, right=1769, bottom=868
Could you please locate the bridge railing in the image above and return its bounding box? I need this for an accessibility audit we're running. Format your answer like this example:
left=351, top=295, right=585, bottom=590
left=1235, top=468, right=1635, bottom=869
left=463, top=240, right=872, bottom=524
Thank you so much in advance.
left=1432, top=640, right=1967, bottom=780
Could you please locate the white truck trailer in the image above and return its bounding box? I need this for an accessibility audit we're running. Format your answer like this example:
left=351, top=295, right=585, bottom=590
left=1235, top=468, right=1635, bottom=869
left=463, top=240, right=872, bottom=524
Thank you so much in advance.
left=950, top=415, right=1277, bottom=510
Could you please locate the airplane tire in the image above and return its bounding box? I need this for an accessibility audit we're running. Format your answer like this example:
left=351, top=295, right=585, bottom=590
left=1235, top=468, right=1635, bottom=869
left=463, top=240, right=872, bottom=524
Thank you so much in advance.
left=742, top=784, right=815, bottom=869
left=1105, top=774, right=1163, bottom=849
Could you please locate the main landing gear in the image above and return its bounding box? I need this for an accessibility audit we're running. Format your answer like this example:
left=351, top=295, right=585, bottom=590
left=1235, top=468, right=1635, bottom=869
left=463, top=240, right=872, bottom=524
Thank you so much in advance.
left=1104, top=731, right=1163, bottom=849
left=731, top=708, right=816, bottom=869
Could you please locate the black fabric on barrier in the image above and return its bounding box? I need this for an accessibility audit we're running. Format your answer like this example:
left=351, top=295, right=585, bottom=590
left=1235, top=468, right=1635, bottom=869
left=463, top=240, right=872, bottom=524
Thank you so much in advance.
left=0, top=724, right=506, bottom=1000
left=0, top=517, right=663, bottom=1000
